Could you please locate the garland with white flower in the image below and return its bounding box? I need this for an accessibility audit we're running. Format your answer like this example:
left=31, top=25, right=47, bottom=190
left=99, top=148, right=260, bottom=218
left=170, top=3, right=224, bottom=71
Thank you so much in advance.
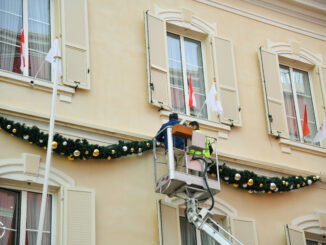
left=0, top=115, right=321, bottom=194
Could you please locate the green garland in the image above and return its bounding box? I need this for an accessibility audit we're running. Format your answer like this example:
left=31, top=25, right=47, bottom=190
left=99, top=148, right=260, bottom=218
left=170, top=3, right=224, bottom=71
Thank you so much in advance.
left=0, top=115, right=320, bottom=193
left=208, top=163, right=320, bottom=194
left=0, top=115, right=153, bottom=160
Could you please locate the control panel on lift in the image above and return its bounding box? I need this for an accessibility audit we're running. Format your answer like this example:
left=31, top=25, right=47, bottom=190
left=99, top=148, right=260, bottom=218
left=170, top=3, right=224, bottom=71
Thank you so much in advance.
left=153, top=124, right=220, bottom=202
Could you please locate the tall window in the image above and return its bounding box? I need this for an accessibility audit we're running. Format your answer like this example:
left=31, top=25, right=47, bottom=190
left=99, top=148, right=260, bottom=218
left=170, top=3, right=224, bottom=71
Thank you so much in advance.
left=180, top=216, right=219, bottom=245
left=280, top=65, right=318, bottom=144
left=0, top=188, right=52, bottom=245
left=0, top=0, right=51, bottom=81
left=167, top=32, right=207, bottom=119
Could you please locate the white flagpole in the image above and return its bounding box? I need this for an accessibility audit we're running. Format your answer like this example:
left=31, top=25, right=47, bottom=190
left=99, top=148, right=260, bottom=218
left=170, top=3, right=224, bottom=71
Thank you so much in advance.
left=36, top=53, right=60, bottom=245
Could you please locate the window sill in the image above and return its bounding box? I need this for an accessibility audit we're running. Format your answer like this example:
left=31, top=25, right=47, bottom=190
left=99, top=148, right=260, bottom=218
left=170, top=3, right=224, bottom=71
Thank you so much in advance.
left=160, top=110, right=231, bottom=139
left=279, top=138, right=326, bottom=157
left=0, top=70, right=75, bottom=103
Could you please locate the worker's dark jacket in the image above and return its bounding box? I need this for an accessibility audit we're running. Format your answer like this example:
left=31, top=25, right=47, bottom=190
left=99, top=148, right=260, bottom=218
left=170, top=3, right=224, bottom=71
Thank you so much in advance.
left=156, top=119, right=185, bottom=151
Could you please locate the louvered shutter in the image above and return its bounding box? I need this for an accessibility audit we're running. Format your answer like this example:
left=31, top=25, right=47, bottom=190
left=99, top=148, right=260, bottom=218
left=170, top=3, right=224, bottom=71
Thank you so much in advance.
left=213, top=36, right=241, bottom=126
left=258, top=48, right=288, bottom=138
left=231, top=217, right=258, bottom=245
left=61, top=0, right=90, bottom=89
left=157, top=200, right=181, bottom=245
left=285, top=225, right=306, bottom=245
left=145, top=12, right=171, bottom=109
left=319, top=67, right=326, bottom=121
left=63, top=187, right=95, bottom=245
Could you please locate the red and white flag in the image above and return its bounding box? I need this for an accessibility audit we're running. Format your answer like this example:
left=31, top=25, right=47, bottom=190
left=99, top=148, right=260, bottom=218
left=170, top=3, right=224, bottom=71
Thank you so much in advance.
left=302, top=104, right=310, bottom=137
left=313, top=117, right=326, bottom=143
left=20, top=28, right=25, bottom=73
left=188, top=74, right=196, bottom=108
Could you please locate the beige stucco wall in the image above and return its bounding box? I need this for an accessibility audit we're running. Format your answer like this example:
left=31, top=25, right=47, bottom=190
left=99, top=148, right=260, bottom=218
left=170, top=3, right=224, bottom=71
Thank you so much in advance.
left=0, top=0, right=326, bottom=244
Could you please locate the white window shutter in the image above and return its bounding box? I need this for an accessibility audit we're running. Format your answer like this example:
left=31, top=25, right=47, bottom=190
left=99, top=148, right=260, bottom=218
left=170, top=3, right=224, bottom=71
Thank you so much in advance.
left=231, top=217, right=258, bottom=245
left=62, top=187, right=95, bottom=245
left=285, top=225, right=307, bottom=245
left=145, top=12, right=171, bottom=110
left=157, top=200, right=181, bottom=245
left=213, top=36, right=242, bottom=126
left=258, top=48, right=288, bottom=138
left=319, top=67, right=326, bottom=118
left=61, top=0, right=90, bottom=89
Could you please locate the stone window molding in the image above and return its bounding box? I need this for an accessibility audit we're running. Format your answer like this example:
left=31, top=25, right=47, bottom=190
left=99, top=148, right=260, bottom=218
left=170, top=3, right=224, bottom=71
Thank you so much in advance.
left=267, top=40, right=323, bottom=66
left=291, top=212, right=326, bottom=235
left=0, top=153, right=75, bottom=187
left=154, top=4, right=217, bottom=36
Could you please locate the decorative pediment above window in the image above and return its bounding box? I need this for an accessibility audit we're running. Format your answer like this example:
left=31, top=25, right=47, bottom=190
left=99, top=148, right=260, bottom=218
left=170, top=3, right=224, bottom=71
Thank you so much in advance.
left=154, top=5, right=217, bottom=35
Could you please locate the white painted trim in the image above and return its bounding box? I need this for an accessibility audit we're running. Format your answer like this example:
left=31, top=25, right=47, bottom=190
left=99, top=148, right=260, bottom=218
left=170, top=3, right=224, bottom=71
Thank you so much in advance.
left=291, top=213, right=326, bottom=235
left=280, top=138, right=326, bottom=157
left=0, top=70, right=75, bottom=99
left=267, top=41, right=323, bottom=65
left=203, top=197, right=237, bottom=217
left=244, top=0, right=326, bottom=27
left=52, top=193, right=57, bottom=245
left=160, top=110, right=230, bottom=132
left=19, top=191, right=27, bottom=245
left=194, top=0, right=326, bottom=41
left=154, top=5, right=217, bottom=36
left=0, top=155, right=75, bottom=187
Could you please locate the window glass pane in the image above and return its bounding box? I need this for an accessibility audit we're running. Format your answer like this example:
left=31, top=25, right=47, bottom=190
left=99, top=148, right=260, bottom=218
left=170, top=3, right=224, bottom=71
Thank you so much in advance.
left=0, top=188, right=20, bottom=245
left=28, top=0, right=51, bottom=81
left=184, top=37, right=207, bottom=119
left=306, top=240, right=318, bottom=245
left=180, top=216, right=197, bottom=245
left=280, top=66, right=299, bottom=141
left=26, top=192, right=51, bottom=245
left=293, top=69, right=318, bottom=145
left=201, top=230, right=219, bottom=245
left=0, top=0, right=23, bottom=74
left=167, top=33, right=186, bottom=114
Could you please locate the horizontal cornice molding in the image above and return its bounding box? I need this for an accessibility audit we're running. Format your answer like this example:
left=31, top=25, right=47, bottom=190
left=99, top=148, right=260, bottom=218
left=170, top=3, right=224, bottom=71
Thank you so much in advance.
left=244, top=0, right=326, bottom=27
left=194, top=0, right=326, bottom=41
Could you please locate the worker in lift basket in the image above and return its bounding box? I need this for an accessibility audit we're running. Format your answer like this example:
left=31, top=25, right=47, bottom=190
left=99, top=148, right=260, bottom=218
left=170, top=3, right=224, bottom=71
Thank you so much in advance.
left=189, top=121, right=213, bottom=157
left=188, top=121, right=213, bottom=176
left=156, top=113, right=186, bottom=172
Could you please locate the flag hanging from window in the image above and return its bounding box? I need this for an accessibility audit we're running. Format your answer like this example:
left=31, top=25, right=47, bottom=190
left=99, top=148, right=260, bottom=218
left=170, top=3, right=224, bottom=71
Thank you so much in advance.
left=302, top=104, right=310, bottom=137
left=20, top=28, right=25, bottom=73
left=205, top=83, right=223, bottom=115
left=188, top=73, right=196, bottom=108
left=313, top=117, right=326, bottom=143
left=45, top=37, right=62, bottom=76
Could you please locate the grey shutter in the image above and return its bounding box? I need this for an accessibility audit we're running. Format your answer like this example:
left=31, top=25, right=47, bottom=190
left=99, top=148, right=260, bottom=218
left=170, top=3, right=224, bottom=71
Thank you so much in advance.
left=213, top=36, right=242, bottom=126
left=258, top=48, right=289, bottom=138
left=145, top=12, right=171, bottom=109
left=61, top=0, right=90, bottom=89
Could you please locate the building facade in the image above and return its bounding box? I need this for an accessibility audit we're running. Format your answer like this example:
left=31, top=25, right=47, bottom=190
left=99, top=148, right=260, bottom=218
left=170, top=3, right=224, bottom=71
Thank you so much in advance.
left=0, top=0, right=326, bottom=244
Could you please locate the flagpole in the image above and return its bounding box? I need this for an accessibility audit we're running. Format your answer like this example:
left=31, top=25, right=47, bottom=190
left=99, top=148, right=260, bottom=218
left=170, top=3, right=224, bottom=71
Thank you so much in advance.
left=36, top=54, right=60, bottom=245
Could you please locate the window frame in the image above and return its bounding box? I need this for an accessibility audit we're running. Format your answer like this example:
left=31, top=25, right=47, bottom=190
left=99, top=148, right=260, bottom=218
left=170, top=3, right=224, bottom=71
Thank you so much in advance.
left=0, top=0, right=55, bottom=82
left=279, top=63, right=320, bottom=144
left=0, top=185, right=57, bottom=245
left=166, top=26, right=209, bottom=120
left=179, top=208, right=226, bottom=245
